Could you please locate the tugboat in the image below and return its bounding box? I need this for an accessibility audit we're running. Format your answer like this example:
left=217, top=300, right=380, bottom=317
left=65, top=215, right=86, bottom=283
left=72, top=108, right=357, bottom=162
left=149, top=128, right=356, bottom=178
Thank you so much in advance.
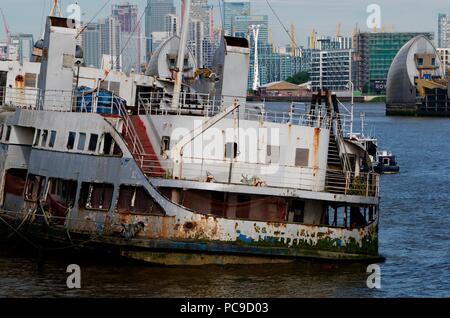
left=0, top=5, right=383, bottom=265
left=374, top=150, right=400, bottom=174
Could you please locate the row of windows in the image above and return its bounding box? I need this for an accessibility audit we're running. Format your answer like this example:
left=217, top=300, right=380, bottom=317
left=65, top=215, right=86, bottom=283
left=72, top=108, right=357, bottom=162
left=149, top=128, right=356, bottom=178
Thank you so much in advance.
left=24, top=173, right=163, bottom=215
left=34, top=129, right=57, bottom=148
left=32, top=129, right=122, bottom=156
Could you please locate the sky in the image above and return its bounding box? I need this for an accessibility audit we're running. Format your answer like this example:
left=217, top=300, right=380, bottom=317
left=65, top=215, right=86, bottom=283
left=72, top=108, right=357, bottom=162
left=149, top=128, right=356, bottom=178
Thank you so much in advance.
left=0, top=0, right=448, bottom=46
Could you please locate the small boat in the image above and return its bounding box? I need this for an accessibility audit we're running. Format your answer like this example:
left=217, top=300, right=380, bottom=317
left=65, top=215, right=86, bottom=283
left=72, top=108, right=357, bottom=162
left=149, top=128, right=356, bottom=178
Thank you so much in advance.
left=374, top=150, right=400, bottom=174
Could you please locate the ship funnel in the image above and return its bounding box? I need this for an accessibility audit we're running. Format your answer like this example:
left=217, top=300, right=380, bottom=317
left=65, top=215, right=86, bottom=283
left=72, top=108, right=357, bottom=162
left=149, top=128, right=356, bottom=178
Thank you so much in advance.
left=37, top=16, right=77, bottom=111
left=212, top=36, right=250, bottom=108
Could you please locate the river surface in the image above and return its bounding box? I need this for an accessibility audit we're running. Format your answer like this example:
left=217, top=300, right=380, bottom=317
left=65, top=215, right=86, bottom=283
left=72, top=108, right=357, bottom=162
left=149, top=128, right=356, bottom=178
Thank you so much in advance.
left=0, top=103, right=449, bottom=298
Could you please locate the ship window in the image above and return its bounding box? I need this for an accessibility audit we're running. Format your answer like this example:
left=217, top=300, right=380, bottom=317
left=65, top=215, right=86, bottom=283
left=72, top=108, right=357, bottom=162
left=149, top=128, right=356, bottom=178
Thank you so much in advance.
left=116, top=185, right=164, bottom=215
left=67, top=131, right=76, bottom=150
left=88, top=134, right=98, bottom=152
left=77, top=133, right=86, bottom=151
left=49, top=130, right=56, bottom=148
left=101, top=133, right=113, bottom=155
left=417, top=58, right=423, bottom=66
left=5, top=126, right=11, bottom=142
left=24, top=73, right=37, bottom=88
left=41, top=130, right=48, bottom=147
left=47, top=178, right=77, bottom=208
left=161, top=136, right=170, bottom=154
left=289, top=200, right=305, bottom=223
left=79, top=182, right=113, bottom=211
left=33, top=129, right=41, bottom=146
left=236, top=195, right=251, bottom=219
left=24, top=174, right=45, bottom=202
left=295, top=148, right=309, bottom=167
left=225, top=142, right=238, bottom=159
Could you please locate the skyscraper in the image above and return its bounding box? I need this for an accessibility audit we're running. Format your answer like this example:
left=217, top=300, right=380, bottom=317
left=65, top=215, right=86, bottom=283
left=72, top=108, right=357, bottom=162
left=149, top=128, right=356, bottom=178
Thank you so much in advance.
left=98, top=17, right=122, bottom=70
left=112, top=3, right=141, bottom=72
left=145, top=0, right=175, bottom=56
left=438, top=13, right=450, bottom=48
left=191, top=0, right=215, bottom=68
left=112, top=2, right=139, bottom=33
left=223, top=0, right=250, bottom=36
left=165, top=14, right=179, bottom=36
left=188, top=18, right=204, bottom=67
left=191, top=0, right=212, bottom=39
left=232, top=15, right=269, bottom=45
left=83, top=23, right=101, bottom=68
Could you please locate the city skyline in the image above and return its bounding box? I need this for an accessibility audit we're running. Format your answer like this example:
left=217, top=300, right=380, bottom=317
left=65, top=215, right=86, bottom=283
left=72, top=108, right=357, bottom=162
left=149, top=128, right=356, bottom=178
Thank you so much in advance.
left=0, top=0, right=447, bottom=47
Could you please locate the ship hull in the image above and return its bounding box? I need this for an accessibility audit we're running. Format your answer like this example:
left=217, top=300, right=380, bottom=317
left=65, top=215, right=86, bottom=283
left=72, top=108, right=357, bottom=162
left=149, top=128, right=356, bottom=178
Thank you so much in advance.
left=0, top=207, right=384, bottom=265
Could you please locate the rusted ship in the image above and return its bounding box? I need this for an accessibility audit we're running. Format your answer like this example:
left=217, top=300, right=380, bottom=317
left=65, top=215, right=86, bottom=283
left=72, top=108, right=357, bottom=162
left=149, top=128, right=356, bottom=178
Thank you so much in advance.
left=0, top=10, right=383, bottom=265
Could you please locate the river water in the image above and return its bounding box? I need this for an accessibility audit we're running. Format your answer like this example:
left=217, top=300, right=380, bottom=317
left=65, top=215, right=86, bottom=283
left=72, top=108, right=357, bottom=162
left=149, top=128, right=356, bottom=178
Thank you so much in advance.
left=0, top=103, right=449, bottom=298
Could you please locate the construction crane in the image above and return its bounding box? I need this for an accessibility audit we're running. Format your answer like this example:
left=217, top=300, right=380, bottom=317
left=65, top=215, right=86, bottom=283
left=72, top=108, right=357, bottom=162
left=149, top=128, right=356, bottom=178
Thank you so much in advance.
left=311, top=29, right=316, bottom=49
left=290, top=24, right=295, bottom=58
left=0, top=8, right=10, bottom=42
left=0, top=8, right=11, bottom=59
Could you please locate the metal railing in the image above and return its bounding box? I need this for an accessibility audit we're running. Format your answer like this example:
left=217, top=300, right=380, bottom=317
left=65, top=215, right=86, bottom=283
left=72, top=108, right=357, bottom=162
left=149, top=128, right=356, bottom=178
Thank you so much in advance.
left=138, top=156, right=379, bottom=197
left=137, top=91, right=334, bottom=130
left=0, top=86, right=125, bottom=115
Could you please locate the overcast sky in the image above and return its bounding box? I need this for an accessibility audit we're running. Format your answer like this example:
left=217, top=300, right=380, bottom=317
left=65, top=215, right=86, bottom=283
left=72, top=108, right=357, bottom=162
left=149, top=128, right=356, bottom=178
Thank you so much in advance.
left=0, top=0, right=447, bottom=46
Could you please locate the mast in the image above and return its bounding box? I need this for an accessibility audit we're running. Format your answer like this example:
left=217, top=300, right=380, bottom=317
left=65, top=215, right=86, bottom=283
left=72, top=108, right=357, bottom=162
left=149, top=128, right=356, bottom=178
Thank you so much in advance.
left=171, top=0, right=191, bottom=109
left=49, top=0, right=61, bottom=17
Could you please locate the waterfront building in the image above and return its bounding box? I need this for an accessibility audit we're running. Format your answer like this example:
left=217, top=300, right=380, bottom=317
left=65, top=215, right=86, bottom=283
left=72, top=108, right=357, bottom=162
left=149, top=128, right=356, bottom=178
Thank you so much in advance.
left=437, top=48, right=450, bottom=76
left=223, top=0, right=250, bottom=36
left=310, top=49, right=353, bottom=92
left=353, top=32, right=434, bottom=93
left=438, top=13, right=450, bottom=48
left=248, top=44, right=302, bottom=90
left=313, top=36, right=352, bottom=50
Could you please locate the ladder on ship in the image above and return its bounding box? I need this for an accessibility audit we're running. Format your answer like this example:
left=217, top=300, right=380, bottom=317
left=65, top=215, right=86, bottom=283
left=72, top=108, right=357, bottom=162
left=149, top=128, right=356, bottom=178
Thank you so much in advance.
left=118, top=103, right=165, bottom=178
left=311, top=90, right=351, bottom=195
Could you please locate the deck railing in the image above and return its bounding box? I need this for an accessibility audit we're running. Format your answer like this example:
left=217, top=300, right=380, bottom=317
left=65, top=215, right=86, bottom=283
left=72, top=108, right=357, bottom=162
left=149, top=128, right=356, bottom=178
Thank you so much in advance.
left=140, top=156, right=379, bottom=197
left=0, top=86, right=125, bottom=115
left=137, top=92, right=335, bottom=130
